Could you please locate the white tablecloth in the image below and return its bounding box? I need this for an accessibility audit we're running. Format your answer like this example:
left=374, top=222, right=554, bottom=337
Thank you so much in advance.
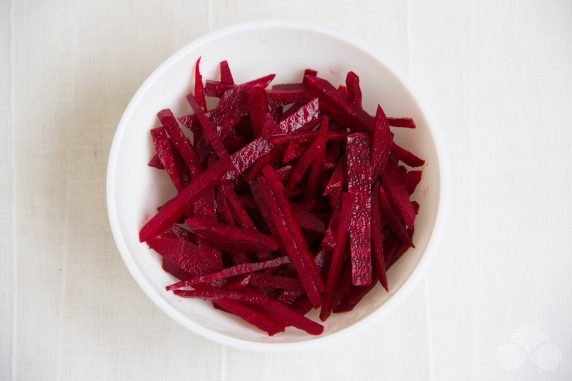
left=2, top=1, right=571, bottom=380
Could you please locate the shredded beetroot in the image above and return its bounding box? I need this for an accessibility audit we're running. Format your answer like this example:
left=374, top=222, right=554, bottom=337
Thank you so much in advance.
left=278, top=97, right=320, bottom=135
left=382, top=162, right=417, bottom=229
left=157, top=109, right=201, bottom=176
left=187, top=94, right=230, bottom=161
left=387, top=117, right=416, bottom=129
left=139, top=159, right=231, bottom=241
left=173, top=288, right=267, bottom=304
left=221, top=182, right=272, bottom=260
left=391, top=142, right=425, bottom=168
left=147, top=154, right=164, bottom=169
left=248, top=273, right=305, bottom=292
left=251, top=173, right=323, bottom=307
left=204, top=74, right=276, bottom=97
left=345, top=71, right=362, bottom=107
left=219, top=60, right=234, bottom=85
left=371, top=183, right=388, bottom=290
left=320, top=192, right=353, bottom=320
left=166, top=256, right=290, bottom=290
left=194, top=58, right=206, bottom=110
left=150, top=128, right=185, bottom=191
left=147, top=236, right=222, bottom=276
left=141, top=60, right=423, bottom=336
left=371, top=105, right=393, bottom=180
left=282, top=142, right=307, bottom=163
left=185, top=217, right=279, bottom=253
left=347, top=133, right=373, bottom=286
left=225, top=137, right=274, bottom=183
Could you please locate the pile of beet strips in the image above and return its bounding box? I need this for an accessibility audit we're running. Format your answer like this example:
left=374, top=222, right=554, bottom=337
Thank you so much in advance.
left=140, top=59, right=424, bottom=336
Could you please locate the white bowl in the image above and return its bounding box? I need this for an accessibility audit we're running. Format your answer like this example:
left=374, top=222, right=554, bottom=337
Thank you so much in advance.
left=107, top=20, right=448, bottom=352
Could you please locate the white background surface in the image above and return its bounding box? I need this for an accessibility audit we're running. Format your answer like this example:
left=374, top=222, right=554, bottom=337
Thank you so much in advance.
left=1, top=0, right=571, bottom=380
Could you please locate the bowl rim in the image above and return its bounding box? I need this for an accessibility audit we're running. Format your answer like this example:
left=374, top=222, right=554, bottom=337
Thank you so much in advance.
left=106, top=19, right=449, bottom=352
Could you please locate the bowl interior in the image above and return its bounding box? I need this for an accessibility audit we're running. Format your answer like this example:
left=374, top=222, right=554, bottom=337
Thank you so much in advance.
left=109, top=23, right=441, bottom=346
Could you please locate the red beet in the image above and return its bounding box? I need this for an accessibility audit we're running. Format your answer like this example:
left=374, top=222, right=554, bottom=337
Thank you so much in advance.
left=166, top=256, right=290, bottom=290
left=192, top=187, right=224, bottom=270
left=148, top=154, right=164, bottom=169
left=391, top=142, right=425, bottom=168
left=157, top=109, right=201, bottom=176
left=139, top=159, right=231, bottom=242
left=404, top=170, right=423, bottom=194
left=248, top=273, right=305, bottom=292
left=320, top=192, right=353, bottom=321
left=278, top=97, right=320, bottom=135
left=204, top=74, right=276, bottom=97
left=214, top=299, right=284, bottom=336
left=150, top=128, right=184, bottom=191
left=194, top=58, right=206, bottom=110
left=147, top=236, right=222, bottom=276
left=303, top=75, right=374, bottom=132
left=382, top=162, right=417, bottom=229
left=251, top=174, right=323, bottom=307
left=371, top=183, right=388, bottom=290
left=345, top=71, right=362, bottom=107
left=291, top=204, right=325, bottom=233
left=378, top=185, right=413, bottom=245
left=173, top=288, right=267, bottom=304
left=371, top=105, right=393, bottom=180
left=346, top=133, right=373, bottom=286
left=305, top=116, right=330, bottom=198
left=185, top=218, right=279, bottom=253
left=187, top=94, right=230, bottom=161
left=286, top=116, right=329, bottom=192
left=142, top=62, right=424, bottom=336
left=282, top=142, right=307, bottom=163
left=221, top=182, right=272, bottom=261
left=387, top=117, right=416, bottom=129
left=266, top=89, right=308, bottom=105
left=219, top=60, right=234, bottom=84
left=225, top=137, right=274, bottom=183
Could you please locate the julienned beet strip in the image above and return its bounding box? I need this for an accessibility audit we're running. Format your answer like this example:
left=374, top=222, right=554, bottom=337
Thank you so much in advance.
left=387, top=117, right=416, bottom=129
left=248, top=273, right=305, bottom=292
left=382, top=162, right=417, bottom=229
left=278, top=97, right=320, bottom=134
left=187, top=94, right=230, bottom=161
left=391, top=142, right=425, bottom=168
left=221, top=182, right=272, bottom=260
left=204, top=74, right=276, bottom=97
left=371, top=183, right=388, bottom=290
left=177, top=287, right=323, bottom=335
left=345, top=71, right=362, bottom=107
left=371, top=105, right=393, bottom=180
left=225, top=137, right=274, bottom=183
left=305, top=116, right=330, bottom=198
left=192, top=187, right=224, bottom=271
left=262, top=167, right=324, bottom=288
left=157, top=109, right=201, bottom=176
left=139, top=159, right=231, bottom=242
left=141, top=60, right=424, bottom=336
left=347, top=133, right=373, bottom=286
left=320, top=192, right=353, bottom=321
left=219, top=60, right=234, bottom=85
left=251, top=175, right=323, bottom=307
left=147, top=236, right=222, bottom=277
left=213, top=299, right=284, bottom=336
left=185, top=217, right=279, bottom=253
left=286, top=116, right=329, bottom=192
left=150, top=128, right=184, bottom=191
left=303, top=75, right=374, bottom=132
left=166, top=256, right=290, bottom=290
left=194, top=58, right=206, bottom=110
